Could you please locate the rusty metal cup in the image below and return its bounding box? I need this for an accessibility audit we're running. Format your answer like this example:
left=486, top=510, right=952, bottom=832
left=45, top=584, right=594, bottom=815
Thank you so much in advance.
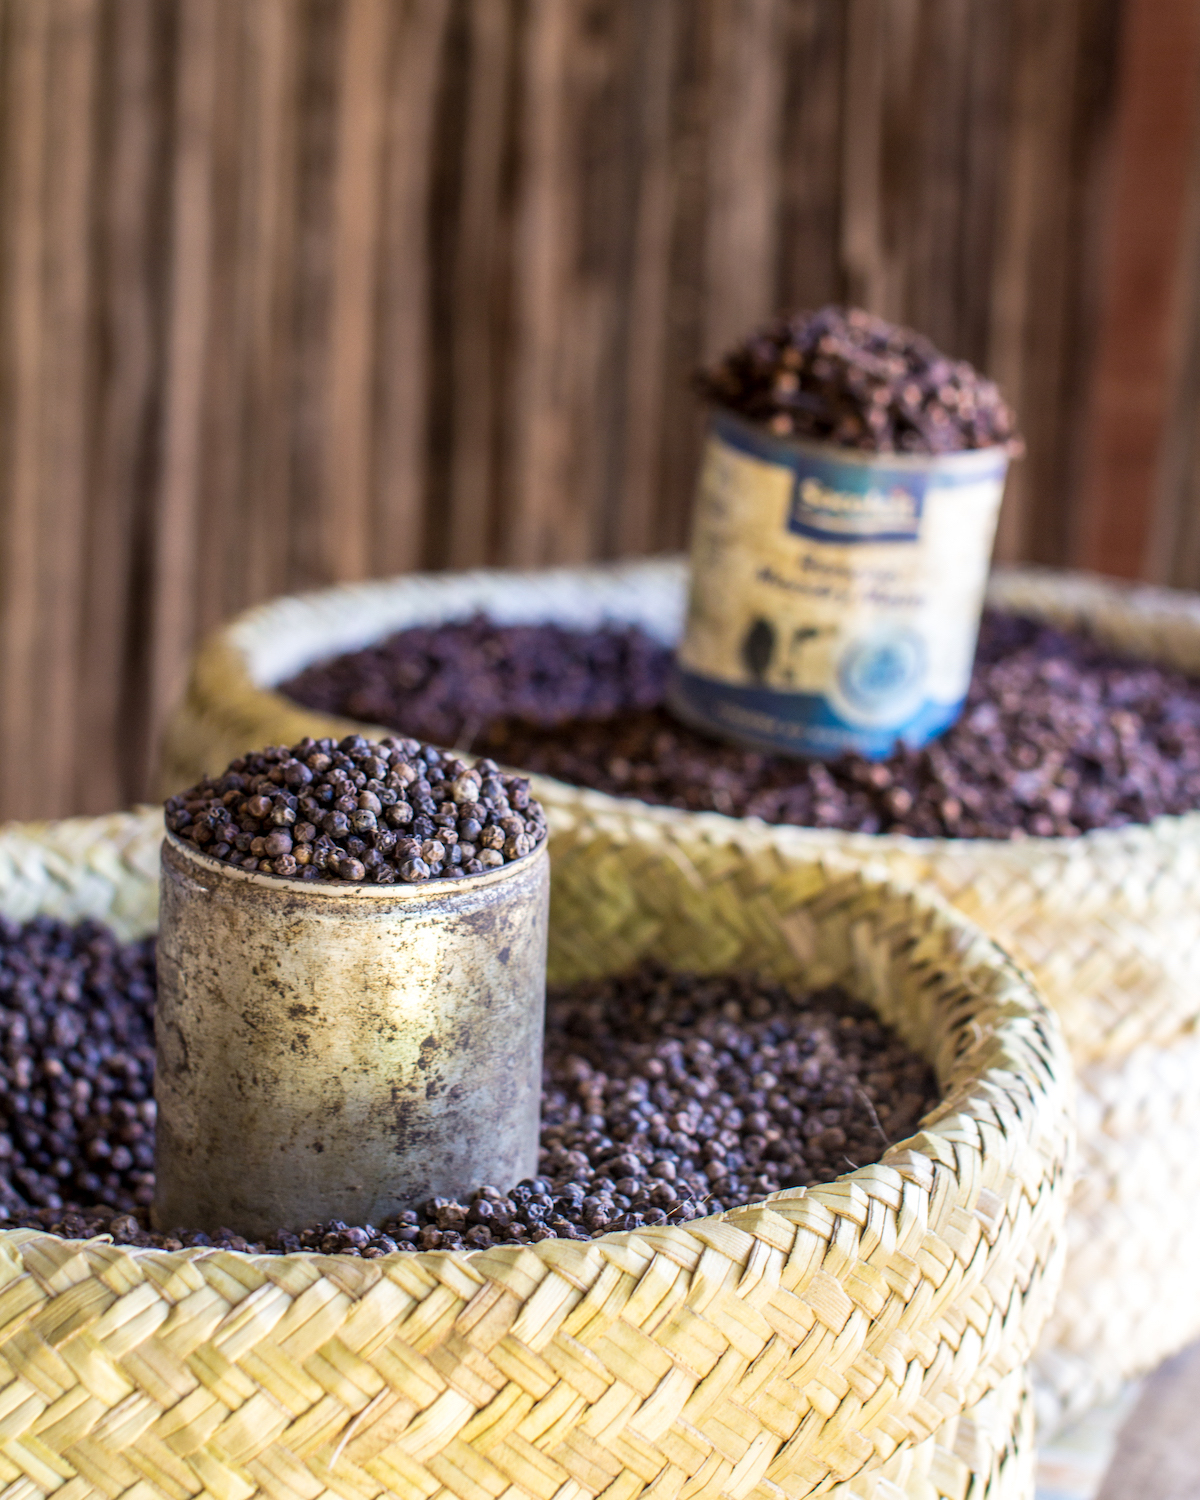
left=152, top=831, right=549, bottom=1238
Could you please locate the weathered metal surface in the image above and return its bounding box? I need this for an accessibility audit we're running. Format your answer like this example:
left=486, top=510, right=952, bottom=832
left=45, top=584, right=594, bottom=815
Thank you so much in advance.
left=153, top=832, right=549, bottom=1237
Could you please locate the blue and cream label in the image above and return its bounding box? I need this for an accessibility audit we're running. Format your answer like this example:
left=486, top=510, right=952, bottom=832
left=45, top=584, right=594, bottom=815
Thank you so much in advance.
left=788, top=464, right=924, bottom=544
left=673, top=413, right=1008, bottom=758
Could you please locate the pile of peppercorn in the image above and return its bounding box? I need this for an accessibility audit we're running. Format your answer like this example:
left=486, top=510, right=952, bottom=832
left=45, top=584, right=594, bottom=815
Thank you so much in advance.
left=165, top=734, right=546, bottom=882
left=696, top=304, right=1021, bottom=454
left=283, top=618, right=668, bottom=751
left=0, top=917, right=156, bottom=1215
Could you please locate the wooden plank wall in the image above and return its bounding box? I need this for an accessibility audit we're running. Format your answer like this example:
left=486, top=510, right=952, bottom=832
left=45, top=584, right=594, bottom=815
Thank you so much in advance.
left=0, top=0, right=1193, bottom=821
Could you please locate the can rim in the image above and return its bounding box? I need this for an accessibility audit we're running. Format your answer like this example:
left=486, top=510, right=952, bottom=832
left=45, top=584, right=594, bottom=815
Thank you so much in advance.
left=709, top=405, right=1014, bottom=473
left=161, top=825, right=548, bottom=899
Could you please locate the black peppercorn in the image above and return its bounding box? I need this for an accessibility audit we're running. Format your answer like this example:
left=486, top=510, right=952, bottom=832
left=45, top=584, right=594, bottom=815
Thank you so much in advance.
left=165, top=735, right=546, bottom=884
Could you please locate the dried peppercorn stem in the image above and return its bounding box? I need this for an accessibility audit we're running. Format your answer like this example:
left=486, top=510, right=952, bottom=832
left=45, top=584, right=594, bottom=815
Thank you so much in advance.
left=152, top=832, right=548, bottom=1238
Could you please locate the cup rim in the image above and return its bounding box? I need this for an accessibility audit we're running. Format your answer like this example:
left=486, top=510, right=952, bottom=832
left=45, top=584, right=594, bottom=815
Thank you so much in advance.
left=161, top=825, right=548, bottom=900
left=708, top=404, right=1015, bottom=473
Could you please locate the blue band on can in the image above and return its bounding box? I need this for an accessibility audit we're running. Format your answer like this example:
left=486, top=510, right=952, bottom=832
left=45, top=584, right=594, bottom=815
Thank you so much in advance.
left=668, top=665, right=966, bottom=762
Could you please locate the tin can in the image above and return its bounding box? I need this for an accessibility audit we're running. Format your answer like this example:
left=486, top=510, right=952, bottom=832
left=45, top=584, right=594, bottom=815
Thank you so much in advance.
left=153, top=832, right=549, bottom=1238
left=669, top=410, right=1010, bottom=760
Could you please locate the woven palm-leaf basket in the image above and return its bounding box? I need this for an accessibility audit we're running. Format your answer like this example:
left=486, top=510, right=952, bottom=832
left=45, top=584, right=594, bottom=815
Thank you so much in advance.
left=0, top=807, right=1070, bottom=1500
left=158, top=557, right=1200, bottom=1430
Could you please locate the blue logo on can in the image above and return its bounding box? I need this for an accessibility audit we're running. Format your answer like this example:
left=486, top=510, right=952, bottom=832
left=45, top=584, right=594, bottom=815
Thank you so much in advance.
left=788, top=472, right=923, bottom=545
left=713, top=411, right=928, bottom=545
left=836, top=630, right=927, bottom=719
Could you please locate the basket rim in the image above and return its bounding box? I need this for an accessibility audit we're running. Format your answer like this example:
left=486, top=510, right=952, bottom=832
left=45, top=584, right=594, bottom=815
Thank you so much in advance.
left=0, top=808, right=1067, bottom=1289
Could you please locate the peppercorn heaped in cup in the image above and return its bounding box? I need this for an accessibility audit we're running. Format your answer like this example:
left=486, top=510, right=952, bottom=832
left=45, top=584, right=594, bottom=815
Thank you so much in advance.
left=695, top=304, right=1022, bottom=455
left=672, top=306, right=1020, bottom=761
left=164, top=734, right=547, bottom=883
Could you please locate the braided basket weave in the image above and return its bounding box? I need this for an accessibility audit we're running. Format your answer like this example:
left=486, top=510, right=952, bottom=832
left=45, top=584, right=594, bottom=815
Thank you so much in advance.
left=158, top=558, right=1200, bottom=1428
left=0, top=808, right=1070, bottom=1500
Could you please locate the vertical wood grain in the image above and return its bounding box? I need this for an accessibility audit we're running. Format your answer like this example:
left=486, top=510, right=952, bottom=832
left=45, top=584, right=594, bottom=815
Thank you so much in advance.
left=558, top=3, right=643, bottom=562
left=192, top=0, right=250, bottom=638
left=373, top=0, right=451, bottom=575
left=503, top=0, right=573, bottom=565
left=777, top=0, right=846, bottom=312
left=78, top=0, right=166, bottom=812
left=840, top=0, right=918, bottom=321
left=902, top=0, right=972, bottom=351
left=954, top=0, right=1014, bottom=367
left=654, top=0, right=716, bottom=553
left=444, top=0, right=514, bottom=569
left=322, top=0, right=389, bottom=583
left=37, top=0, right=99, bottom=814
left=0, top=0, right=51, bottom=816
left=611, top=0, right=676, bottom=557
left=144, top=0, right=219, bottom=790
left=1146, top=88, right=1200, bottom=589
left=288, top=0, right=342, bottom=593
left=1073, top=0, right=1200, bottom=578
left=0, top=0, right=1179, bottom=817
left=702, top=0, right=785, bottom=361
left=1038, top=0, right=1123, bottom=570
left=989, top=0, right=1089, bottom=564
left=238, top=0, right=300, bottom=612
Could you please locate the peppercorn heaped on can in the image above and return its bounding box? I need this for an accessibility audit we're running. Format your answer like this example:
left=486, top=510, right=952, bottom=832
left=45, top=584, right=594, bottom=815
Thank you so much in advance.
left=155, top=733, right=550, bottom=1238
left=670, top=306, right=1022, bottom=762
left=163, top=732, right=547, bottom=882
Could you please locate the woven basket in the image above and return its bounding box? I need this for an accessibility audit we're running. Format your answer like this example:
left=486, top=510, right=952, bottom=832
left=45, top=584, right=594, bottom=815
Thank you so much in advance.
left=0, top=807, right=1069, bottom=1500
left=158, top=558, right=1200, bottom=1429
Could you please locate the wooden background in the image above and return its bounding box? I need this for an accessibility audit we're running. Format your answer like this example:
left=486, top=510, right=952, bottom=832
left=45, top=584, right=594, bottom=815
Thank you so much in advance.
left=2, top=0, right=1200, bottom=820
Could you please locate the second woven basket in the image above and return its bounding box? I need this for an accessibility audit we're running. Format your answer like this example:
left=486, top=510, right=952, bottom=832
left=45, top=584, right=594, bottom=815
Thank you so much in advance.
left=158, top=557, right=1200, bottom=1428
